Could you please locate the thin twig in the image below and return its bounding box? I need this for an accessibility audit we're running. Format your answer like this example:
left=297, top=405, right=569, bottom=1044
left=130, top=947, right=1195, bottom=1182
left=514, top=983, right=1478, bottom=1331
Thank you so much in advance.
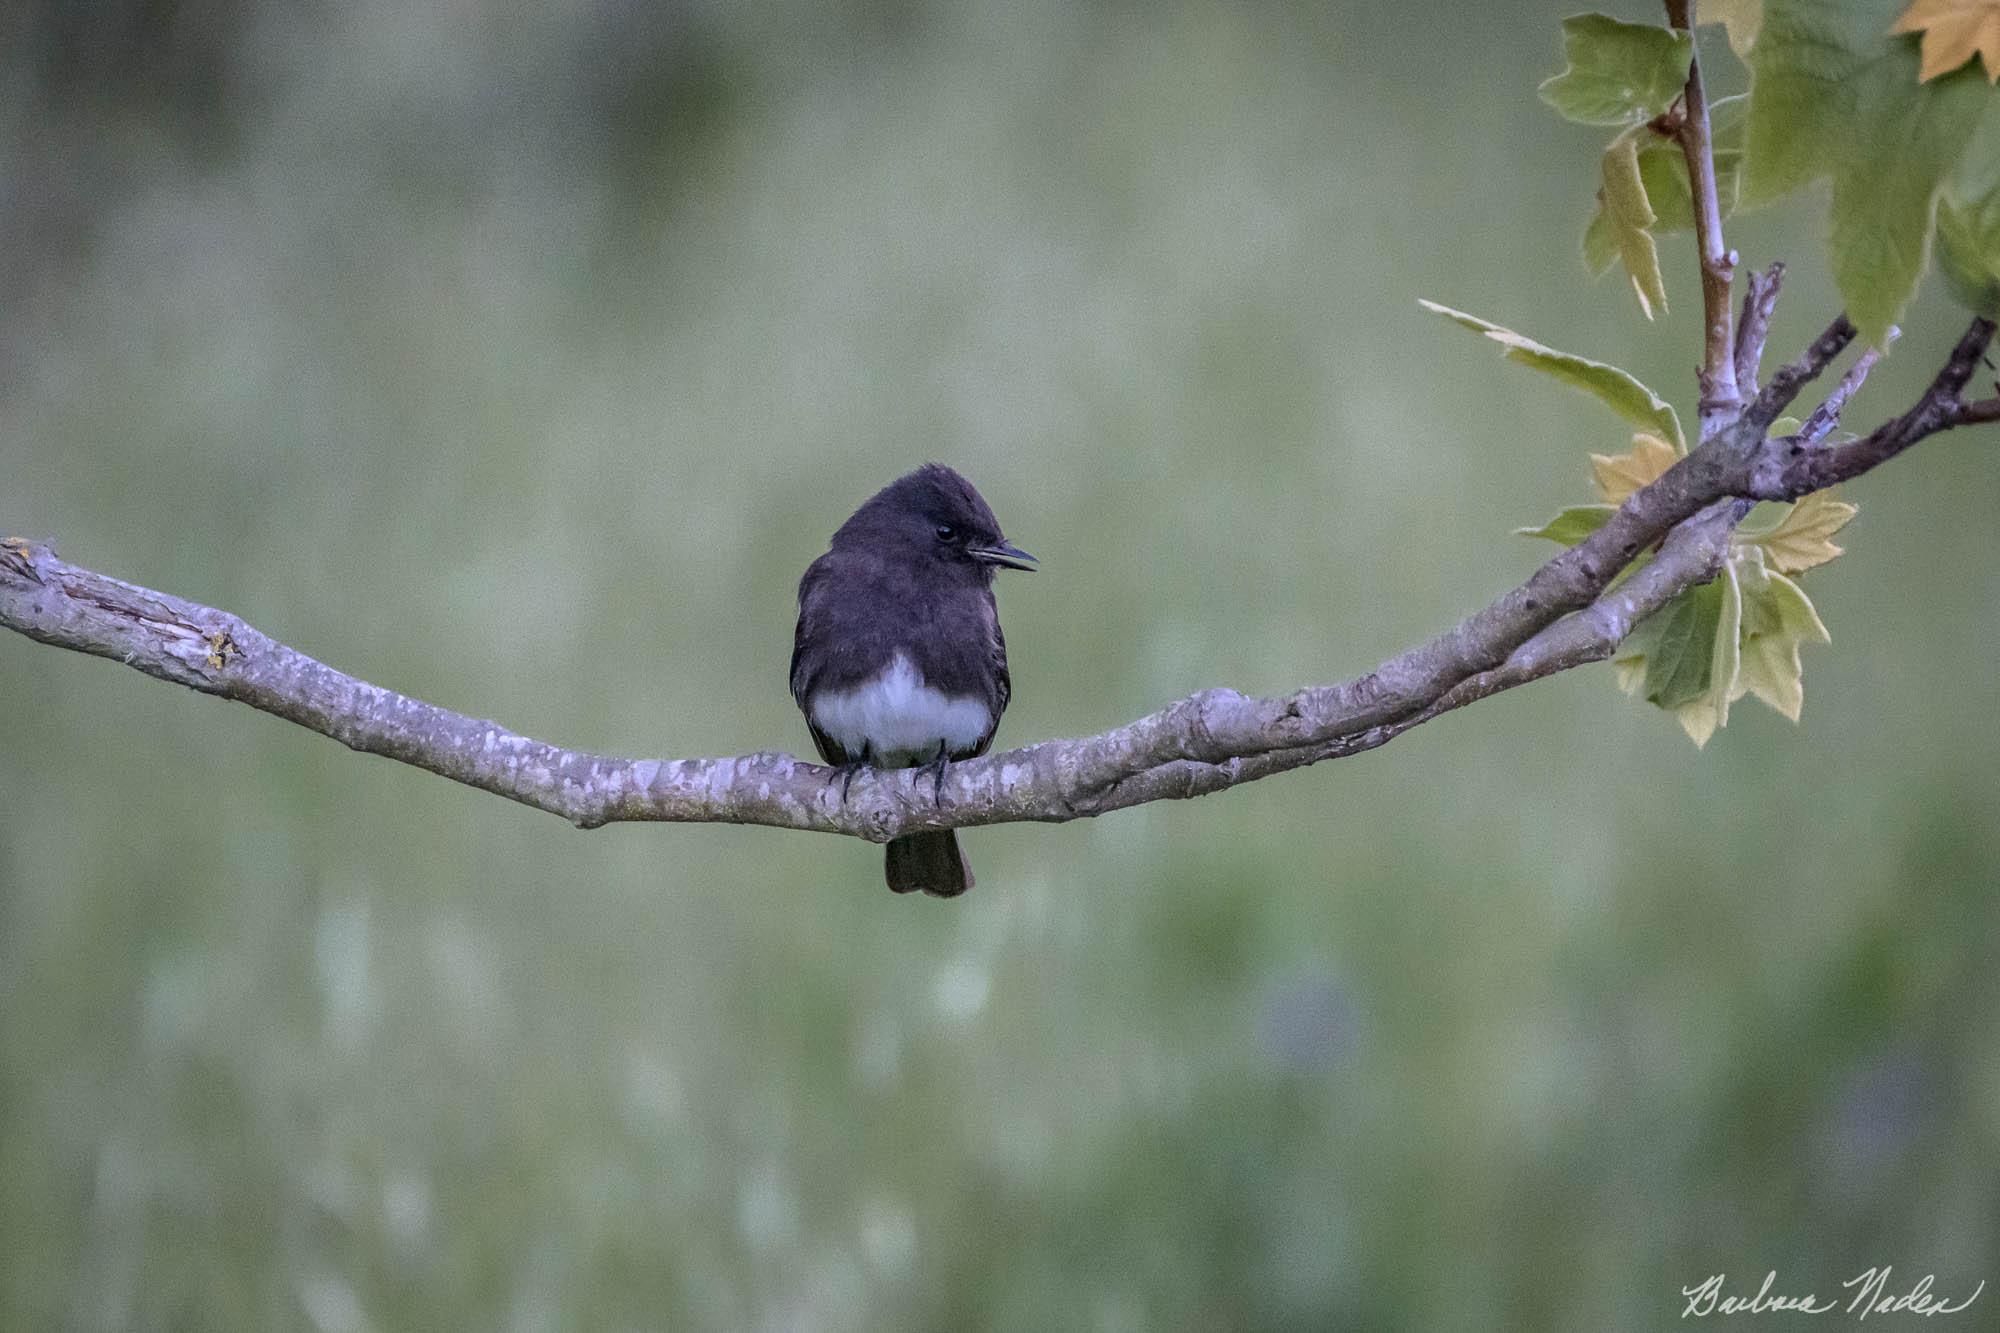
left=1666, top=0, right=1740, bottom=437
left=1743, top=318, right=1997, bottom=499
left=1733, top=262, right=1784, bottom=397
left=1745, top=315, right=1857, bottom=431
left=1797, top=331, right=1894, bottom=445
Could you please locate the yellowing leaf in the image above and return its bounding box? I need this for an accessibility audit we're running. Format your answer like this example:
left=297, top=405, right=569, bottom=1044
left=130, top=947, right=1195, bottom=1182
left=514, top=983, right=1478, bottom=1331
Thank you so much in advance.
left=1602, top=131, right=1671, bottom=317
left=1583, top=204, right=1620, bottom=275
left=1590, top=432, right=1680, bottom=504
left=1893, top=0, right=2000, bottom=83
left=1742, top=489, right=1859, bottom=572
left=1581, top=99, right=1745, bottom=278
left=1706, top=0, right=1765, bottom=57
left=1706, top=556, right=1747, bottom=741
left=1540, top=14, right=1696, bottom=125
left=1676, top=698, right=1724, bottom=745
left=1419, top=300, right=1686, bottom=449
left=1731, top=554, right=1831, bottom=720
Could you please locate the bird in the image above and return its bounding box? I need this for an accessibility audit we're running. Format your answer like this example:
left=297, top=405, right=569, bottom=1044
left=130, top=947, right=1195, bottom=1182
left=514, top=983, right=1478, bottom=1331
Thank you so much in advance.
left=790, top=463, right=1036, bottom=897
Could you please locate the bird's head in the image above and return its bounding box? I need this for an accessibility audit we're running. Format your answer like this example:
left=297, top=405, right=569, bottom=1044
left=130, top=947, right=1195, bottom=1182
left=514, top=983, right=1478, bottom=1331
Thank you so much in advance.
left=834, top=463, right=1036, bottom=580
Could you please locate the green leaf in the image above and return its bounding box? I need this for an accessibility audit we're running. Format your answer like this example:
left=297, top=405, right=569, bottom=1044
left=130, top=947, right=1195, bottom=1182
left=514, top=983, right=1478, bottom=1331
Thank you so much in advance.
left=1951, top=94, right=2000, bottom=195
left=1703, top=555, right=1747, bottom=743
left=1636, top=141, right=1737, bottom=232
left=1517, top=504, right=1618, bottom=545
left=1742, top=2, right=1866, bottom=205
left=1935, top=183, right=2000, bottom=314
left=1833, top=66, right=1991, bottom=342
left=1614, top=576, right=1727, bottom=711
left=1540, top=14, right=1696, bottom=126
left=1612, top=545, right=1833, bottom=745
left=1940, top=100, right=2000, bottom=310
left=1743, top=0, right=1995, bottom=343
left=1708, top=91, right=1752, bottom=150
left=1601, top=131, right=1671, bottom=317
left=1612, top=567, right=1740, bottom=746
left=1418, top=299, right=1686, bottom=448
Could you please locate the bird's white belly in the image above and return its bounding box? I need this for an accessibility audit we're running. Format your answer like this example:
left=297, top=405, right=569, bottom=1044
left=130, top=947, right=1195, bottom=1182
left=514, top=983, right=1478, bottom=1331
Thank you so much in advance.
left=810, top=652, right=990, bottom=766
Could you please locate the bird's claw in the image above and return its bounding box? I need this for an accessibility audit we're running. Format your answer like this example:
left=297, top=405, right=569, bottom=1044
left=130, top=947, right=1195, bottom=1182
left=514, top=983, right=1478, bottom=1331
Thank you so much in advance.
left=919, top=742, right=950, bottom=809
left=827, top=759, right=869, bottom=807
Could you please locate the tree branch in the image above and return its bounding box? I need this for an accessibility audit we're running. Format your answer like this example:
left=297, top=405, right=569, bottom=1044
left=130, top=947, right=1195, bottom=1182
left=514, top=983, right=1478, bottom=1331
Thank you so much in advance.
left=0, top=498, right=1748, bottom=838
left=4, top=309, right=1988, bottom=844
left=1743, top=318, right=1997, bottom=498
left=1044, top=496, right=1756, bottom=815
left=1073, top=316, right=1859, bottom=785
left=1666, top=0, right=1740, bottom=437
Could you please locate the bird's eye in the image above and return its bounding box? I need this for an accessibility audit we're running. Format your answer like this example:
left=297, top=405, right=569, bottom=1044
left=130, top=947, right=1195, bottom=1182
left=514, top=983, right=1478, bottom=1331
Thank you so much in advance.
left=934, top=524, right=956, bottom=542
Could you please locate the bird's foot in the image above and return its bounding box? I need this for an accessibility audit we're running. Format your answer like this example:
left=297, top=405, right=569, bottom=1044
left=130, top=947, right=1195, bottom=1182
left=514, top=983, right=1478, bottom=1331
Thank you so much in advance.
left=827, top=758, right=870, bottom=806
left=917, top=742, right=950, bottom=809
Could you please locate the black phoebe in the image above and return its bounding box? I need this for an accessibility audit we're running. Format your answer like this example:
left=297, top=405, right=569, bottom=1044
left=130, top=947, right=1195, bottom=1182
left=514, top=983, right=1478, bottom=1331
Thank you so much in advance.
left=790, top=464, right=1035, bottom=897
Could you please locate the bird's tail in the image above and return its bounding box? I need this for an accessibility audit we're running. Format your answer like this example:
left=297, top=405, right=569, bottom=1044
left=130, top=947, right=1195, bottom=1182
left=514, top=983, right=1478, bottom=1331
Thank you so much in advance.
left=885, top=830, right=973, bottom=897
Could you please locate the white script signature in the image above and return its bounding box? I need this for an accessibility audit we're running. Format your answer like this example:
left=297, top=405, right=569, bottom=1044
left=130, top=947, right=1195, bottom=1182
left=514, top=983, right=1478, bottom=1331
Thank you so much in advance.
left=1682, top=1268, right=1984, bottom=1319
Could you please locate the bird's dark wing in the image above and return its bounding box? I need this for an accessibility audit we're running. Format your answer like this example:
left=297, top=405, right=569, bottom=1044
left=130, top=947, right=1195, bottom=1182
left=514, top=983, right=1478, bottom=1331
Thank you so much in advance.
left=790, top=554, right=848, bottom=765
left=789, top=553, right=829, bottom=708
left=966, top=593, right=1011, bottom=759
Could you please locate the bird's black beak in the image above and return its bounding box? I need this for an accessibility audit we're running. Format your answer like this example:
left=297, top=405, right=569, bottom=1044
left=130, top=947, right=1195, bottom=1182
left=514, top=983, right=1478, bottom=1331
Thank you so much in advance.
left=968, top=541, right=1037, bottom=572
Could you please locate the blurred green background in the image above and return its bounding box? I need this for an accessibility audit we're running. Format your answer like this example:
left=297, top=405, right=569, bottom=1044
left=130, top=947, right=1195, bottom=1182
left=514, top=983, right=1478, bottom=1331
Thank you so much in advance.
left=4, top=1, right=1997, bottom=1328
